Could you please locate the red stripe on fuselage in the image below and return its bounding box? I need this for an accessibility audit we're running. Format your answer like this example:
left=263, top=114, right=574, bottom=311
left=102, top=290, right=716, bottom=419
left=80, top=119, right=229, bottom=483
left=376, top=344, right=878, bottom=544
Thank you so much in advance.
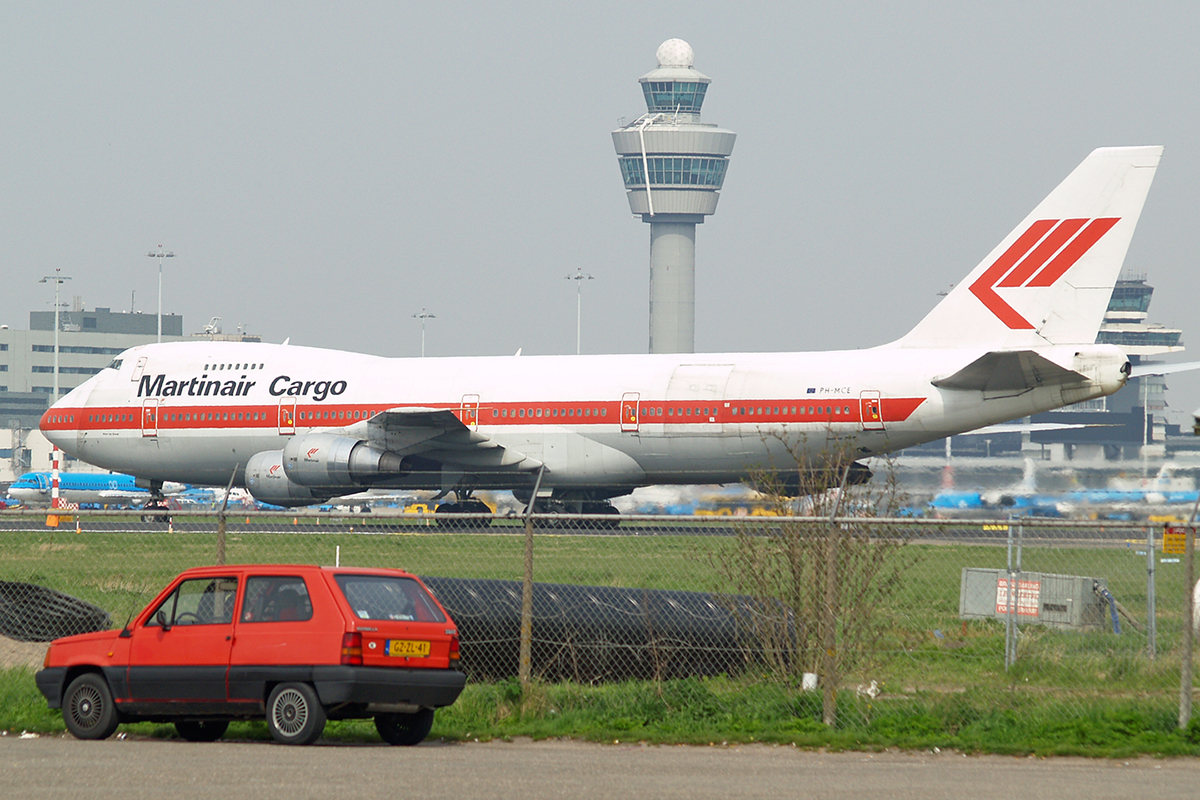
left=40, top=396, right=928, bottom=433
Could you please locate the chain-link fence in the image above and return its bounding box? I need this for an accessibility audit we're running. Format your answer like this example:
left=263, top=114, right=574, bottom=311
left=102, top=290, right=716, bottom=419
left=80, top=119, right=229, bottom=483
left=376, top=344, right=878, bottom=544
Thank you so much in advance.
left=2, top=508, right=1196, bottom=724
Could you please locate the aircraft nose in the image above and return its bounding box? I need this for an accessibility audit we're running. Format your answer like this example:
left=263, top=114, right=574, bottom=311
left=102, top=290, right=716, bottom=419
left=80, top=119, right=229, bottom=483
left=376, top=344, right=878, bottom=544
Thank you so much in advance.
left=40, top=405, right=77, bottom=451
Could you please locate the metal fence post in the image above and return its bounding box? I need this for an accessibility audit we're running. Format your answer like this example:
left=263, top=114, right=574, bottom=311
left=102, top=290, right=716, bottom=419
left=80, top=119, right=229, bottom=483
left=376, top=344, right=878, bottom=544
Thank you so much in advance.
left=519, top=466, right=546, bottom=690
left=1147, top=526, right=1157, bottom=660
left=1181, top=526, right=1194, bottom=730
left=821, top=466, right=852, bottom=727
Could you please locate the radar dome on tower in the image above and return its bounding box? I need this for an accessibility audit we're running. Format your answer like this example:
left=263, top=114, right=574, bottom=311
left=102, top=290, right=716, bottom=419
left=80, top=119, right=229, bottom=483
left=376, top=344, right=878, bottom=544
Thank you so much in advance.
left=656, top=38, right=694, bottom=67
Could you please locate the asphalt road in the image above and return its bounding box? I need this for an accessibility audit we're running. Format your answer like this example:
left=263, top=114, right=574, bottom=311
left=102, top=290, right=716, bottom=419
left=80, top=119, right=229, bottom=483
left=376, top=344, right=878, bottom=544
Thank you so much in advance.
left=4, top=735, right=1200, bottom=800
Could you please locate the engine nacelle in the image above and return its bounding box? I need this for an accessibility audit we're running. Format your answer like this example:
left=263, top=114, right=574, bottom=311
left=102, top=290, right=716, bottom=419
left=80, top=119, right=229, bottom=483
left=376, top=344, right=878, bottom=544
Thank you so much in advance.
left=281, top=432, right=405, bottom=488
left=245, top=450, right=329, bottom=507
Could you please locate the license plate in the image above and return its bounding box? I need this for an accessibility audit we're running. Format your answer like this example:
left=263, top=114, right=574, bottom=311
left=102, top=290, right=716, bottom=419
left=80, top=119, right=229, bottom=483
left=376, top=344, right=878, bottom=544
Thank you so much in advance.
left=386, top=639, right=430, bottom=657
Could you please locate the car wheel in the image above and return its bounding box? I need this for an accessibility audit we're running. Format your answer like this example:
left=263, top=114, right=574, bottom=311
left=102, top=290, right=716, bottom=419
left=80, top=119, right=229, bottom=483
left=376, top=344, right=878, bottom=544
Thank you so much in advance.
left=266, top=683, right=326, bottom=745
left=374, top=708, right=434, bottom=746
left=174, top=720, right=229, bottom=742
left=63, top=673, right=120, bottom=740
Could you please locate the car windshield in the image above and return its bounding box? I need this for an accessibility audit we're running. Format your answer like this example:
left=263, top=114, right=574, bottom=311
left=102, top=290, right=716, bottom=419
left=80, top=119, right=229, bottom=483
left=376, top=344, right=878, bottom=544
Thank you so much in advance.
left=333, top=575, right=445, bottom=623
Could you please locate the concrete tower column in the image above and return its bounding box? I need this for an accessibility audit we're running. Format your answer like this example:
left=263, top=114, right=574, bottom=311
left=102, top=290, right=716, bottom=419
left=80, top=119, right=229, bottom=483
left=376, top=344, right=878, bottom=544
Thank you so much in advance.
left=613, top=39, right=736, bottom=354
left=648, top=219, right=698, bottom=353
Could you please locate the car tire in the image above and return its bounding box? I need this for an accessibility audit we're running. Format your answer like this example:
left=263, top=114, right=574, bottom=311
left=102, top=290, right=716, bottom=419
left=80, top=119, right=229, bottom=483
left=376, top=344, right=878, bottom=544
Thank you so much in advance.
left=374, top=708, right=434, bottom=746
left=63, top=673, right=120, bottom=740
left=266, top=683, right=326, bottom=745
left=174, top=719, right=229, bottom=742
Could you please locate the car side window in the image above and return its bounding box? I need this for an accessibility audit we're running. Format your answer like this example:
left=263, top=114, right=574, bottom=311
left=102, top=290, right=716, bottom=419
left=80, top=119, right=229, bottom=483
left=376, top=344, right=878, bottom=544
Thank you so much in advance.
left=241, top=576, right=313, bottom=623
left=146, top=577, right=238, bottom=627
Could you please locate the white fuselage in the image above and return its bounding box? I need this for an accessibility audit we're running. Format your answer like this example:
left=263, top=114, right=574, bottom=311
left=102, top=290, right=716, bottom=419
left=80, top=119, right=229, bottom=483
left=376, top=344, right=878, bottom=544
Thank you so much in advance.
left=40, top=340, right=1130, bottom=498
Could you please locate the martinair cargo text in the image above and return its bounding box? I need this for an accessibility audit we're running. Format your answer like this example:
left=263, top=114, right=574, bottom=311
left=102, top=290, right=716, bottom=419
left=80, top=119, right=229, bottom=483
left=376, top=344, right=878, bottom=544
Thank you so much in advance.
left=41, top=147, right=1173, bottom=513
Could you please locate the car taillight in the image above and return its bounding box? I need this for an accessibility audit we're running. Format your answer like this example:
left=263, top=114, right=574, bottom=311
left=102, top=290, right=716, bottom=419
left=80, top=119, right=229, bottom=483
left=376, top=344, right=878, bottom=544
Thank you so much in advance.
left=341, top=632, right=363, bottom=666
left=449, top=634, right=460, bottom=664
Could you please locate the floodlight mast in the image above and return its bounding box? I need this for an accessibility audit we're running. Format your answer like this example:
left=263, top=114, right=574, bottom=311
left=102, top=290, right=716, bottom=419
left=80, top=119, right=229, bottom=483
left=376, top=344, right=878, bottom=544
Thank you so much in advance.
left=39, top=268, right=71, bottom=510
left=412, top=308, right=436, bottom=357
left=565, top=267, right=594, bottom=355
left=38, top=269, right=71, bottom=401
left=146, top=245, right=175, bottom=343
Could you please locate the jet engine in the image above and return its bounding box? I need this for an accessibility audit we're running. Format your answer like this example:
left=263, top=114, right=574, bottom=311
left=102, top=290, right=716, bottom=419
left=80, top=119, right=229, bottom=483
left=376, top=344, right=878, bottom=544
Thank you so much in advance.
left=245, top=433, right=408, bottom=508
left=244, top=450, right=328, bottom=507
left=281, top=433, right=405, bottom=487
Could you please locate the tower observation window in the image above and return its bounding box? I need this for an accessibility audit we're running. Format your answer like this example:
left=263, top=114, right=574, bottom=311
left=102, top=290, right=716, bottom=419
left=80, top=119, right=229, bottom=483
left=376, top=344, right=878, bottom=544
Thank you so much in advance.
left=642, top=81, right=707, bottom=113
left=619, top=156, right=728, bottom=188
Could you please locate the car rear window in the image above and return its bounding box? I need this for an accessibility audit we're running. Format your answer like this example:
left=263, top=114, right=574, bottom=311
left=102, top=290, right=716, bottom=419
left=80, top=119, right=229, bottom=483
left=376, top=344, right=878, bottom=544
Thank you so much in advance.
left=333, top=574, right=445, bottom=623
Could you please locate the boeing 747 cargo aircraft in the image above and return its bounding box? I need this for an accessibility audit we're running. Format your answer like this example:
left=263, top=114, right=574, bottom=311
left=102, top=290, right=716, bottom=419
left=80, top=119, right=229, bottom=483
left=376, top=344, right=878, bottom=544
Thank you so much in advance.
left=40, top=147, right=1175, bottom=514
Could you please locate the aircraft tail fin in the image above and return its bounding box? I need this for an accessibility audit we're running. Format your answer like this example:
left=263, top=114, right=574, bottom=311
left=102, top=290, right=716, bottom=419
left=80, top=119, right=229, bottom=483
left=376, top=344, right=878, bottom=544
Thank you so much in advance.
left=896, top=146, right=1162, bottom=349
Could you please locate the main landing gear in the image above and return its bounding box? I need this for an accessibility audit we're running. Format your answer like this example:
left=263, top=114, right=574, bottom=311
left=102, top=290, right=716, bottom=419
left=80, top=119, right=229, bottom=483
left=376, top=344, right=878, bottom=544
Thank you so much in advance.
left=512, top=490, right=622, bottom=530
left=434, top=489, right=493, bottom=529
left=140, top=481, right=172, bottom=525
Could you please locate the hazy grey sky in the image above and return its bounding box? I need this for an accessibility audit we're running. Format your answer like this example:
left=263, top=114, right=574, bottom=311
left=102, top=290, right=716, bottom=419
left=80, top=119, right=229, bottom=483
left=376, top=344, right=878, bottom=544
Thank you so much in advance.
left=4, top=2, right=1199, bottom=421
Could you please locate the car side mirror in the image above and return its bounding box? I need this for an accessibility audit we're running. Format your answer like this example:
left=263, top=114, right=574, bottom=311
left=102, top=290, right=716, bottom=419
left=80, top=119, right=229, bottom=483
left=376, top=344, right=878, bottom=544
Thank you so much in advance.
left=156, top=609, right=171, bottom=632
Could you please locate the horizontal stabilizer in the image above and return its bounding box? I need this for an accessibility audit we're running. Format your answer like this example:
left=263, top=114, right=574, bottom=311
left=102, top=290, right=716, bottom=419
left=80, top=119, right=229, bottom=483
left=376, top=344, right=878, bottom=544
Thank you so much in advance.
left=965, top=421, right=1120, bottom=436
left=1129, top=360, right=1200, bottom=378
left=932, top=350, right=1085, bottom=393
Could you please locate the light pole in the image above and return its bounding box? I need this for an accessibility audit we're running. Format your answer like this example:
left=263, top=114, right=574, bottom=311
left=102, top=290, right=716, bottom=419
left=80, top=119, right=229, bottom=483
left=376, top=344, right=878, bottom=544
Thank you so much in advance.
left=146, top=245, right=174, bottom=343
left=39, top=269, right=71, bottom=401
left=412, top=308, right=435, bottom=357
left=565, top=267, right=594, bottom=355
left=39, top=269, right=71, bottom=509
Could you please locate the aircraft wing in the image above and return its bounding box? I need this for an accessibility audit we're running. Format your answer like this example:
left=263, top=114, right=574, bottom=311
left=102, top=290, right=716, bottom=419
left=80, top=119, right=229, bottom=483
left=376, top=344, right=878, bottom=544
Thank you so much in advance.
left=350, top=407, right=543, bottom=472
left=931, top=351, right=1085, bottom=393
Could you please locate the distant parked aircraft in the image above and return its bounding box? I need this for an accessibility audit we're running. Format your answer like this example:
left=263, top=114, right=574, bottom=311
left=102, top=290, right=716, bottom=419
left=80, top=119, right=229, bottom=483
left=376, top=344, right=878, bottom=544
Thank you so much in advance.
left=6, top=471, right=185, bottom=508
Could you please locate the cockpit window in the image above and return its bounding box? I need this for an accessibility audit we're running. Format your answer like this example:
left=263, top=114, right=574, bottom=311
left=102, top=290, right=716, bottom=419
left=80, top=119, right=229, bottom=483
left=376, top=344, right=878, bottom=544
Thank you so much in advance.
left=105, top=358, right=123, bottom=371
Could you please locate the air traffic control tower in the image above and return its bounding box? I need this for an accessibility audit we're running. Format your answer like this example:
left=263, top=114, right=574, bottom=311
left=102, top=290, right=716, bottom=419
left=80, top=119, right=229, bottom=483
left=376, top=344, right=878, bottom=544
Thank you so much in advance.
left=613, top=39, right=736, bottom=354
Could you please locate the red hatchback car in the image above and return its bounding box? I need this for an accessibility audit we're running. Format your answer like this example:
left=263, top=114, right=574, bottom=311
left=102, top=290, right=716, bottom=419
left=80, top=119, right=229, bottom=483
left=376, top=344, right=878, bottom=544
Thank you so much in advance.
left=36, top=564, right=465, bottom=745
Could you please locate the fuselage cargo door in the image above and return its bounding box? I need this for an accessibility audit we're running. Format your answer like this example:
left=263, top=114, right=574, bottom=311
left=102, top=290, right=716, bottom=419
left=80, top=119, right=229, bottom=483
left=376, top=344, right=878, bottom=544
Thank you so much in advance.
left=860, top=390, right=884, bottom=431
left=460, top=394, right=480, bottom=431
left=620, top=392, right=640, bottom=433
left=666, top=364, right=734, bottom=429
left=141, top=399, right=159, bottom=438
left=278, top=397, right=297, bottom=435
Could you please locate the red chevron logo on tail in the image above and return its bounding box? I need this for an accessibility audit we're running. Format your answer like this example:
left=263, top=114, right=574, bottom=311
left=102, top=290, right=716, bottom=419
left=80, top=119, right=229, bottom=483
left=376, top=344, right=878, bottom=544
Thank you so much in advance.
left=969, top=217, right=1120, bottom=329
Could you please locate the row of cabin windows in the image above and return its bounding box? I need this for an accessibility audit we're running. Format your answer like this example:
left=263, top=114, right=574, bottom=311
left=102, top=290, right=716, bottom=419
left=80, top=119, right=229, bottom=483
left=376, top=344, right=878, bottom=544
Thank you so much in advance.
left=298, top=410, right=376, bottom=421
left=204, top=363, right=265, bottom=371
left=640, top=406, right=717, bottom=418
left=491, top=407, right=608, bottom=419
left=164, top=412, right=267, bottom=422
left=731, top=405, right=854, bottom=417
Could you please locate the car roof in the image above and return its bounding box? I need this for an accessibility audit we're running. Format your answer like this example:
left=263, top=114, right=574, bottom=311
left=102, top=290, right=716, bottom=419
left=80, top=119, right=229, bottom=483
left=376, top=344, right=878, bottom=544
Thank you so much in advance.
left=174, top=564, right=418, bottom=579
